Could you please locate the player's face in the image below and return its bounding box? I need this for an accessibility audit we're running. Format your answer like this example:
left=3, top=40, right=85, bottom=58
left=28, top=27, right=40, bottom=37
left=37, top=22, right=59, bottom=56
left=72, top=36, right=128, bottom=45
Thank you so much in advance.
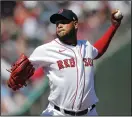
left=56, top=19, right=78, bottom=38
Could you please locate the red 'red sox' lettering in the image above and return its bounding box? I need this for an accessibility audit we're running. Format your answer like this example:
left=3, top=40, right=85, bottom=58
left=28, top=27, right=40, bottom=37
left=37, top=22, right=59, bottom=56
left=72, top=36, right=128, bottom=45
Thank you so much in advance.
left=63, top=59, right=70, bottom=68
left=57, top=58, right=93, bottom=70
left=83, top=58, right=93, bottom=66
left=57, top=58, right=75, bottom=70
left=69, top=58, right=75, bottom=67
left=57, top=60, right=65, bottom=70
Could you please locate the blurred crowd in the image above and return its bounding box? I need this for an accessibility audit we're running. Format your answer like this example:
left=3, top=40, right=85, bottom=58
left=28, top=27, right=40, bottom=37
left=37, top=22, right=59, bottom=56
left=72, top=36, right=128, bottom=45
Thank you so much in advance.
left=1, top=1, right=131, bottom=115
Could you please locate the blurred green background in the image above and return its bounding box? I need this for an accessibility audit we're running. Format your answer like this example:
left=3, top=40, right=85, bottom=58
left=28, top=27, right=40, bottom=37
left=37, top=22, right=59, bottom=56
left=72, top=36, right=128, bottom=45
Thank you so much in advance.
left=95, top=42, right=131, bottom=116
left=1, top=1, right=131, bottom=116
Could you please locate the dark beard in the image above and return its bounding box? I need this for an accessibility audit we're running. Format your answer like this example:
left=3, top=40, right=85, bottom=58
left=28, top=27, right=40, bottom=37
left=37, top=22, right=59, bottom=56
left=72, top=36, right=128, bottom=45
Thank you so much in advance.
left=56, top=27, right=77, bottom=45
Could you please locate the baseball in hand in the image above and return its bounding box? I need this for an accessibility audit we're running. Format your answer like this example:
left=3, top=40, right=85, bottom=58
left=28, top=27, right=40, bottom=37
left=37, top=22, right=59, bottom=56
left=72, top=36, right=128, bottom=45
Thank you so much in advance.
left=114, top=10, right=122, bottom=19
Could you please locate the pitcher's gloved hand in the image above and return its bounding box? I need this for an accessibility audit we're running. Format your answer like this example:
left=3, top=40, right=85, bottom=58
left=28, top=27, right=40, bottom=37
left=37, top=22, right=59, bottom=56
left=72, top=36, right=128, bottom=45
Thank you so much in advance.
left=111, top=9, right=123, bottom=26
left=7, top=54, right=35, bottom=91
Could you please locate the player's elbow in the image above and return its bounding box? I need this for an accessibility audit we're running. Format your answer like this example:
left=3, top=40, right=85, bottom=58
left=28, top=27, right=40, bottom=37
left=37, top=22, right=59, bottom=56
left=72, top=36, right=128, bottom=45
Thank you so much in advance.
left=94, top=54, right=102, bottom=59
left=94, top=50, right=107, bottom=60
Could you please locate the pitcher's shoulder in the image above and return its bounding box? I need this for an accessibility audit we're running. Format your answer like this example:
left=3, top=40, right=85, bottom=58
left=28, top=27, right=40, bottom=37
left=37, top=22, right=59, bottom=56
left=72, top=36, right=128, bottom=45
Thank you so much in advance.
left=78, top=40, right=90, bottom=45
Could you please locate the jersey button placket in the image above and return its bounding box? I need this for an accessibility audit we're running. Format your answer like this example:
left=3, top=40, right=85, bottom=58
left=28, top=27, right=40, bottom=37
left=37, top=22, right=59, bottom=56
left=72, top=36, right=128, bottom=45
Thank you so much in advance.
left=77, top=46, right=85, bottom=110
left=74, top=46, right=84, bottom=110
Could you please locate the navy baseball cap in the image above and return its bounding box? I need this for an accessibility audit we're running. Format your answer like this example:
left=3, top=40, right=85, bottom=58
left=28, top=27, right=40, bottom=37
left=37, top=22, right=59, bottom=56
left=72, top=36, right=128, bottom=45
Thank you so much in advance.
left=50, top=9, right=78, bottom=24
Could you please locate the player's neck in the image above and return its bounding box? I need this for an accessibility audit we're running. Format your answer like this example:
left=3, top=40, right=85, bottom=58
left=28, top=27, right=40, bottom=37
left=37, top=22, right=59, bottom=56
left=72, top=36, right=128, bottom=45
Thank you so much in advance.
left=59, top=37, right=77, bottom=46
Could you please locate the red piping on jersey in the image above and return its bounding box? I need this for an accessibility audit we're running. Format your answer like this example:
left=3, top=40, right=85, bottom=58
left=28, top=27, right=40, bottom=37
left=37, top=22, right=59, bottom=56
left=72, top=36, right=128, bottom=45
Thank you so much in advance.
left=79, top=44, right=85, bottom=109
left=54, top=39, right=79, bottom=110
left=93, top=24, right=120, bottom=59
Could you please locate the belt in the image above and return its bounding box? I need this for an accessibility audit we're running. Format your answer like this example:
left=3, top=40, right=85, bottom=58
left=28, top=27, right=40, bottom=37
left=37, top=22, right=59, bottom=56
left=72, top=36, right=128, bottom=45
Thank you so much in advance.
left=54, top=104, right=96, bottom=116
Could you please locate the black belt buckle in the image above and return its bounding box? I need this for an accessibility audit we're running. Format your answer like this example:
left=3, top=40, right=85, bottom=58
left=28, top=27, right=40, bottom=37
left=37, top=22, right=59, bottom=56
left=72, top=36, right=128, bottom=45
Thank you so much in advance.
left=64, top=110, right=76, bottom=116
left=64, top=108, right=88, bottom=116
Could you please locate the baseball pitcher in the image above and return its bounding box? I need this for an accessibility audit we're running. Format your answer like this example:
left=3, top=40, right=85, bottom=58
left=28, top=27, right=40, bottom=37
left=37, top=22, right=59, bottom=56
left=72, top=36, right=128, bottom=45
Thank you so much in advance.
left=7, top=9, right=123, bottom=116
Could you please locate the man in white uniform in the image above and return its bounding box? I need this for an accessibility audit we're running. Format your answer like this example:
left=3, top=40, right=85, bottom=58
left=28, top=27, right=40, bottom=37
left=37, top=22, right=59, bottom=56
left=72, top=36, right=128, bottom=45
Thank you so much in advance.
left=7, top=9, right=123, bottom=116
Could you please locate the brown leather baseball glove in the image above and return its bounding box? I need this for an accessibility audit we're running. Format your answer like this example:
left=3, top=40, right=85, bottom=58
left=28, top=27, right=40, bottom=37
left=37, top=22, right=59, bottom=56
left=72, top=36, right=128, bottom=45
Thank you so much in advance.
left=7, top=54, right=35, bottom=91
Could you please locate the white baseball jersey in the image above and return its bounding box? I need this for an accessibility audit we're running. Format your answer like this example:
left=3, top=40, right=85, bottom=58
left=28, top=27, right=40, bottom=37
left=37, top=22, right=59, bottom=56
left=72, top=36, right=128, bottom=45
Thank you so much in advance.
left=29, top=38, right=99, bottom=111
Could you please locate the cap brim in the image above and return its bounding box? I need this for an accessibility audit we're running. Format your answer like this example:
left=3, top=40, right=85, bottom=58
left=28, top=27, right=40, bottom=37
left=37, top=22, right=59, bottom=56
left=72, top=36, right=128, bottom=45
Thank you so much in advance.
left=50, top=14, right=69, bottom=24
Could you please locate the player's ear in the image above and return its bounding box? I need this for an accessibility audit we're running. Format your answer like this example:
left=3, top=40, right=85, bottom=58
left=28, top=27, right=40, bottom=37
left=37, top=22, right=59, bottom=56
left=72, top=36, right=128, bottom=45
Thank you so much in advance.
left=73, top=21, right=78, bottom=29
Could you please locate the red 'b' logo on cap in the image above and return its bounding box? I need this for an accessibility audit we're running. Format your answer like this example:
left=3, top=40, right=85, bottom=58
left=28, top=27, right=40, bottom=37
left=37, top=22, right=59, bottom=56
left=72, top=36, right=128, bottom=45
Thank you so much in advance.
left=58, top=9, right=63, bottom=14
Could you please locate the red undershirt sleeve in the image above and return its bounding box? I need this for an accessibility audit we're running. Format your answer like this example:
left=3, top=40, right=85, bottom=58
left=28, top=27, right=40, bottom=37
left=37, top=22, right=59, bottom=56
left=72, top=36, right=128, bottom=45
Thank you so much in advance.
left=93, top=24, right=120, bottom=59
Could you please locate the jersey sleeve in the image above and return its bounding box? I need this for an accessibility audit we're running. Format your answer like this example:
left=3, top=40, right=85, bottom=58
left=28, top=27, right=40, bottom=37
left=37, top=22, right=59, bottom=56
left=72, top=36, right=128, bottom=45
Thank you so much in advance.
left=85, top=40, right=99, bottom=59
left=29, top=45, right=50, bottom=69
left=92, top=46, right=98, bottom=59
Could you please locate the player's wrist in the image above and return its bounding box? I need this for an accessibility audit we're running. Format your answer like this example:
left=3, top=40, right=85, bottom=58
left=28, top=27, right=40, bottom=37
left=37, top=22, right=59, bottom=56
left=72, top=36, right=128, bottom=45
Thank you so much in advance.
left=111, top=22, right=120, bottom=29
